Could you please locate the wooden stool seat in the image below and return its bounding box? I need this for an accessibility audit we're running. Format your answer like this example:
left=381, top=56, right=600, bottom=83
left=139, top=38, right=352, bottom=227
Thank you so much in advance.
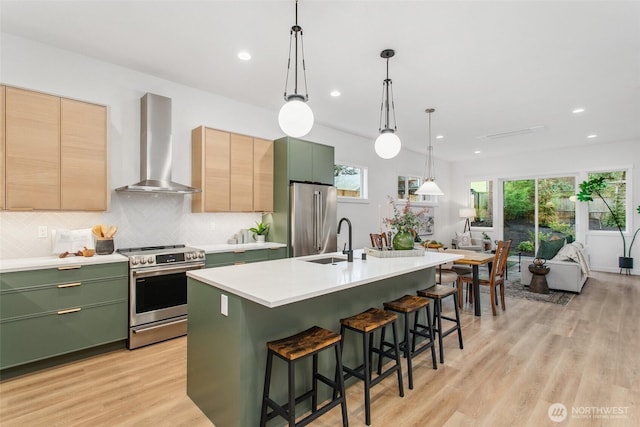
left=340, top=307, right=397, bottom=332
left=419, top=284, right=457, bottom=299
left=382, top=294, right=437, bottom=390
left=417, top=285, right=464, bottom=364
left=340, top=307, right=404, bottom=425
left=260, top=326, right=348, bottom=426
left=267, top=326, right=341, bottom=361
left=382, top=294, right=429, bottom=313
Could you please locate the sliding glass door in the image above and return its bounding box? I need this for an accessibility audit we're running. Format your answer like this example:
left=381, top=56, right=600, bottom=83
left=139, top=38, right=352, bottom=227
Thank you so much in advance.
left=503, top=179, right=535, bottom=255
left=503, top=176, right=576, bottom=256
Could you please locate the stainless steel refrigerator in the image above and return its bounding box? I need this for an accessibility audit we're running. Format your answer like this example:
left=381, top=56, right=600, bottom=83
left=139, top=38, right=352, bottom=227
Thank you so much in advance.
left=290, top=182, right=337, bottom=257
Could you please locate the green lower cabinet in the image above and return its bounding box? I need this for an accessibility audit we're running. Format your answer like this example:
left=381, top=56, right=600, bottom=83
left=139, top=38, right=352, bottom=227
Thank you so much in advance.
left=0, top=301, right=127, bottom=369
left=0, top=261, right=128, bottom=370
left=205, top=247, right=286, bottom=268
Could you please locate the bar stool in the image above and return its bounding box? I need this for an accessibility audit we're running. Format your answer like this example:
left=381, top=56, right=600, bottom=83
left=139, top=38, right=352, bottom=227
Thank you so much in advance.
left=382, top=295, right=437, bottom=389
left=260, top=326, right=348, bottom=427
left=339, top=307, right=404, bottom=426
left=417, top=285, right=463, bottom=364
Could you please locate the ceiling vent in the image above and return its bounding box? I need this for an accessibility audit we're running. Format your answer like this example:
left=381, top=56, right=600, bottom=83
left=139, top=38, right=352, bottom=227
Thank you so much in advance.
left=477, top=125, right=546, bottom=141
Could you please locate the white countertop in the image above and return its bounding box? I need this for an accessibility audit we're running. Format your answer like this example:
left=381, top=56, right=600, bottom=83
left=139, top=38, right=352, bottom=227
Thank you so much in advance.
left=0, top=253, right=128, bottom=273
left=187, top=249, right=463, bottom=308
left=0, top=243, right=287, bottom=273
left=196, top=242, right=287, bottom=253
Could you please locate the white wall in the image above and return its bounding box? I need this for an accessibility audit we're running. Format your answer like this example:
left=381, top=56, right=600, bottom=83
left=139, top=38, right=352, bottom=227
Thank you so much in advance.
left=0, top=33, right=454, bottom=259
left=450, top=141, right=640, bottom=274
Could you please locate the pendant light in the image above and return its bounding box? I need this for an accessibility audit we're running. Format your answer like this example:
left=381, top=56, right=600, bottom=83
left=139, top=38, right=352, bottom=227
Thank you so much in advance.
left=278, top=0, right=314, bottom=138
left=374, top=49, right=401, bottom=159
left=415, top=108, right=444, bottom=196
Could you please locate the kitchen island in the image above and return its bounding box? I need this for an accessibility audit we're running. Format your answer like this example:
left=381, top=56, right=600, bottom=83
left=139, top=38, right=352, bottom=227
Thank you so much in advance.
left=186, top=249, right=461, bottom=427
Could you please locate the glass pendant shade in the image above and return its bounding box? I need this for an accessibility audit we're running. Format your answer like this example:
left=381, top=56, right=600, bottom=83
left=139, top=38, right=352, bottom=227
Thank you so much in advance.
left=374, top=131, right=401, bottom=159
left=415, top=179, right=444, bottom=196
left=278, top=97, right=314, bottom=138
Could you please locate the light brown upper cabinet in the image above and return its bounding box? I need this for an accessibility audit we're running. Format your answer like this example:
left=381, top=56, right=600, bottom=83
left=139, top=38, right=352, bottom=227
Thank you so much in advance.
left=0, top=86, right=5, bottom=210
left=61, top=98, right=107, bottom=210
left=4, top=86, right=107, bottom=211
left=229, top=133, right=254, bottom=212
left=191, top=126, right=273, bottom=213
left=5, top=87, right=61, bottom=210
left=253, top=138, right=274, bottom=212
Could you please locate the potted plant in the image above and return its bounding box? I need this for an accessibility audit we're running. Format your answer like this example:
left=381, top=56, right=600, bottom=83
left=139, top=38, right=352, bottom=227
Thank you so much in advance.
left=576, top=176, right=640, bottom=270
left=384, top=198, right=426, bottom=250
left=481, top=232, right=492, bottom=251
left=249, top=222, right=270, bottom=243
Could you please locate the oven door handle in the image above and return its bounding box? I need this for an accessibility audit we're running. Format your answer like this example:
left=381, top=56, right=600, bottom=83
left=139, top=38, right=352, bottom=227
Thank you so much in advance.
left=132, top=263, right=204, bottom=279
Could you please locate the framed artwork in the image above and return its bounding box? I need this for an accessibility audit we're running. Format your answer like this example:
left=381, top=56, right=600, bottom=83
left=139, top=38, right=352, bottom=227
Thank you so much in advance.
left=392, top=202, right=434, bottom=236
left=416, top=206, right=434, bottom=236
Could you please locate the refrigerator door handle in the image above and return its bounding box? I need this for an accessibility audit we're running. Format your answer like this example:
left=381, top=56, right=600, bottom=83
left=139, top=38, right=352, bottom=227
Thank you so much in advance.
left=315, top=190, right=323, bottom=251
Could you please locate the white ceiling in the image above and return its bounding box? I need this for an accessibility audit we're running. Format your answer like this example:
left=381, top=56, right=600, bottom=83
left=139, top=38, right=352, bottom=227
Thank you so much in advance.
left=1, top=0, right=639, bottom=162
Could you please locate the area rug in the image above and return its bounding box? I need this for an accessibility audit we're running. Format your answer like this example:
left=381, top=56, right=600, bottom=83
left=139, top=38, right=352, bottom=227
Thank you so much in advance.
left=477, top=266, right=575, bottom=306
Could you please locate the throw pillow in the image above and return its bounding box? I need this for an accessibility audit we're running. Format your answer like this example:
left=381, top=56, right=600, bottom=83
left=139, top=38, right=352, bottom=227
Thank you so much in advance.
left=456, top=232, right=472, bottom=247
left=536, top=238, right=565, bottom=260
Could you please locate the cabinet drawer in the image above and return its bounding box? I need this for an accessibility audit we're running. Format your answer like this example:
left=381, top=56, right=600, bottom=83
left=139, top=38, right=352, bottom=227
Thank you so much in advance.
left=0, top=300, right=128, bottom=370
left=268, top=247, right=287, bottom=260
left=0, top=277, right=127, bottom=319
left=205, top=252, right=237, bottom=268
left=0, top=262, right=127, bottom=291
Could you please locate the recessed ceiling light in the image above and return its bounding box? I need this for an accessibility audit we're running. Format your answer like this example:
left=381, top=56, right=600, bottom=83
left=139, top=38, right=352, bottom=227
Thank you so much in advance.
left=330, top=90, right=341, bottom=97
left=474, top=150, right=481, bottom=154
left=587, top=134, right=598, bottom=139
left=572, top=108, right=585, bottom=114
left=435, top=134, right=444, bottom=140
left=237, top=51, right=251, bottom=61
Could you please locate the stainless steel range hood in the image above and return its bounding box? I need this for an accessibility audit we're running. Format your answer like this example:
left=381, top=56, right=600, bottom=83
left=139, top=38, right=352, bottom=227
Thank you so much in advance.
left=116, top=93, right=201, bottom=194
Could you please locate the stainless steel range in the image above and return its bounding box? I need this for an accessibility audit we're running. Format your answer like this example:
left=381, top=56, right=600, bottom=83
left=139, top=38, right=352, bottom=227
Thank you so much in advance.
left=118, top=244, right=205, bottom=349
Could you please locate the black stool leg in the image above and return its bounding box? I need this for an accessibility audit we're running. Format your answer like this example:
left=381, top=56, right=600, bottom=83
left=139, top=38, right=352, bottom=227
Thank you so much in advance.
left=288, top=359, right=295, bottom=426
left=424, top=303, right=438, bottom=369
left=334, top=342, right=349, bottom=427
left=401, top=312, right=414, bottom=390
left=391, top=320, right=405, bottom=398
left=363, top=330, right=372, bottom=426
left=312, top=353, right=318, bottom=412
left=453, top=292, right=464, bottom=350
left=435, top=298, right=445, bottom=364
left=260, top=350, right=273, bottom=427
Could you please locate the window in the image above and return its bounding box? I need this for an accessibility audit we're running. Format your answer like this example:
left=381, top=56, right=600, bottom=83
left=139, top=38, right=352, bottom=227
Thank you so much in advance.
left=397, top=176, right=436, bottom=203
left=502, top=176, right=576, bottom=255
left=334, top=164, right=367, bottom=199
left=470, top=180, right=493, bottom=227
left=586, top=170, right=627, bottom=231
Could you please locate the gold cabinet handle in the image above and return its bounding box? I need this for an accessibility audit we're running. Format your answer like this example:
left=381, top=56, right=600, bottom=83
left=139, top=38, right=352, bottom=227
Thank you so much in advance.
left=234, top=261, right=246, bottom=265
left=57, top=265, right=82, bottom=271
left=233, top=250, right=246, bottom=254
left=57, top=307, right=81, bottom=315
left=57, top=282, right=82, bottom=289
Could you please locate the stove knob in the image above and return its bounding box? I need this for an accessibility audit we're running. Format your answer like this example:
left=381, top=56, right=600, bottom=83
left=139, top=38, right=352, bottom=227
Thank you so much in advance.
left=186, top=253, right=192, bottom=260
left=131, top=258, right=139, bottom=265
left=198, top=252, right=205, bottom=259
left=138, top=257, right=146, bottom=265
left=147, top=256, right=154, bottom=264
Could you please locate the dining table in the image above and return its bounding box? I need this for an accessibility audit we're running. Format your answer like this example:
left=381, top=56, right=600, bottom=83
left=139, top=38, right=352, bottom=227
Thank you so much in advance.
left=445, top=249, right=496, bottom=316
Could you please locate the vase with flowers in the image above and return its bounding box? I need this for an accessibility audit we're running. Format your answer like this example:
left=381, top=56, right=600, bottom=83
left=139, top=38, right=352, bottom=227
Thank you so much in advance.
left=384, top=198, right=425, bottom=250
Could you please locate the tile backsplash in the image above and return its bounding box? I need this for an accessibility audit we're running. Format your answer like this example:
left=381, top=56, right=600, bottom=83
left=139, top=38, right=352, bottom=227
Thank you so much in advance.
left=0, top=192, right=263, bottom=259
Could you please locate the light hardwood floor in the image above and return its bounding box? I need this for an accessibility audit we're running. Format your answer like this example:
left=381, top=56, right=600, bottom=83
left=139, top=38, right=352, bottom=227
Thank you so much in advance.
left=1, top=271, right=638, bottom=426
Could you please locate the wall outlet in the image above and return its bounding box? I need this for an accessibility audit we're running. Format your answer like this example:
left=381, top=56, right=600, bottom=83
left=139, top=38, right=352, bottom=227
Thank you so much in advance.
left=38, top=226, right=48, bottom=238
left=221, top=294, right=228, bottom=316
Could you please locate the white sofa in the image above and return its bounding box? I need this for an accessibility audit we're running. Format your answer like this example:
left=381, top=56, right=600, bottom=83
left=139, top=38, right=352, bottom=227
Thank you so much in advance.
left=520, top=243, right=590, bottom=293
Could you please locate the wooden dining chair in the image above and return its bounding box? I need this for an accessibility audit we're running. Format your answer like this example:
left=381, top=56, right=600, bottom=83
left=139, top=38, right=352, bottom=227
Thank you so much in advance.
left=458, top=240, right=512, bottom=316
left=369, top=233, right=388, bottom=249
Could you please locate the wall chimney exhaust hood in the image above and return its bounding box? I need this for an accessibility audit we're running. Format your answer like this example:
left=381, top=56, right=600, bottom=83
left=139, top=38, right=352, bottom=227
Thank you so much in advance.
left=115, top=93, right=201, bottom=194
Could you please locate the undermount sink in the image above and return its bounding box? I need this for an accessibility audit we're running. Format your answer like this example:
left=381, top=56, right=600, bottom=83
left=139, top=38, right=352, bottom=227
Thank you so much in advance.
left=304, top=256, right=347, bottom=265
